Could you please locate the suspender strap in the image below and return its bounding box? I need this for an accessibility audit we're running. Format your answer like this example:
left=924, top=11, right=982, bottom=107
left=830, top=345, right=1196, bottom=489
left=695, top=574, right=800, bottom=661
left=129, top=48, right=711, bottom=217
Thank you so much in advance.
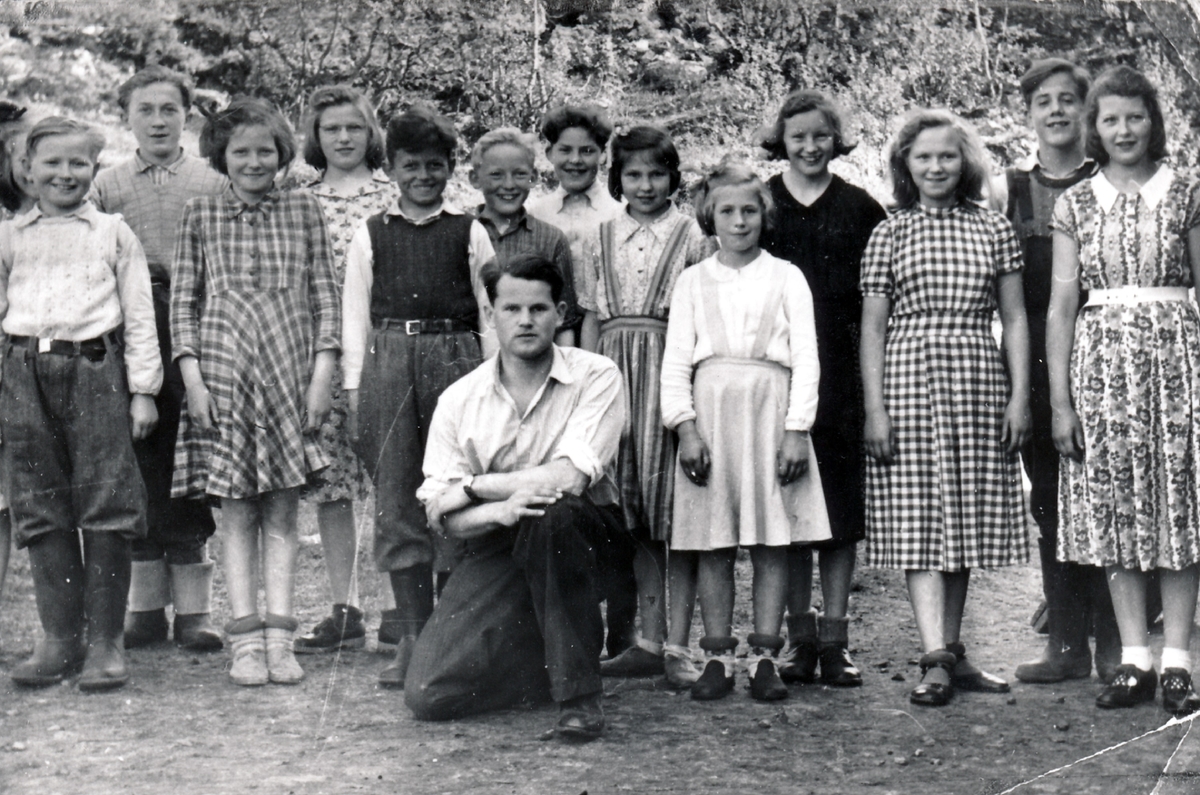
left=749, top=283, right=786, bottom=360
left=1007, top=167, right=1034, bottom=227
left=698, top=271, right=731, bottom=357
left=640, top=217, right=693, bottom=316
left=598, top=219, right=625, bottom=318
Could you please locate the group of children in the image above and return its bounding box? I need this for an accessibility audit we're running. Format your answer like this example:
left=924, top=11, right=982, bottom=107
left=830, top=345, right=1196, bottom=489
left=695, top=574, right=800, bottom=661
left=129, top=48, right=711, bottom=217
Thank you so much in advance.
left=3, top=55, right=1200, bottom=723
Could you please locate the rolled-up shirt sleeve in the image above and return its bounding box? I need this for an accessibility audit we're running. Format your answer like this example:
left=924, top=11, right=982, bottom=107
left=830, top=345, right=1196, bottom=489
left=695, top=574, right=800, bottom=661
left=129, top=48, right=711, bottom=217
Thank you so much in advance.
left=551, top=361, right=624, bottom=485
left=341, top=221, right=374, bottom=390
left=417, top=389, right=472, bottom=507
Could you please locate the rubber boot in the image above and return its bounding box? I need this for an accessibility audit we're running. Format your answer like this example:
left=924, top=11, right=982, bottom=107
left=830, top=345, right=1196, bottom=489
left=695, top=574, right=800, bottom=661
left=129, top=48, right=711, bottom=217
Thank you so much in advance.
left=378, top=564, right=433, bottom=688
left=377, top=608, right=402, bottom=652
left=170, top=562, right=223, bottom=651
left=747, top=633, right=788, bottom=701
left=124, top=557, right=169, bottom=648
left=1017, top=533, right=1092, bottom=683
left=1091, top=572, right=1121, bottom=684
left=818, top=615, right=863, bottom=687
left=603, top=531, right=638, bottom=658
left=779, top=608, right=818, bottom=684
left=264, top=614, right=304, bottom=684
left=225, top=615, right=267, bottom=686
left=79, top=531, right=132, bottom=692
left=12, top=531, right=86, bottom=687
left=691, top=635, right=738, bottom=701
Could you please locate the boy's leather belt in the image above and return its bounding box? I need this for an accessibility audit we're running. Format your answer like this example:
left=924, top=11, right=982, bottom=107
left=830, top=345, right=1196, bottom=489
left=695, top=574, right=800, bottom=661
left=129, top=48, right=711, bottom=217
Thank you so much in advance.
left=373, top=318, right=474, bottom=335
left=9, top=333, right=113, bottom=356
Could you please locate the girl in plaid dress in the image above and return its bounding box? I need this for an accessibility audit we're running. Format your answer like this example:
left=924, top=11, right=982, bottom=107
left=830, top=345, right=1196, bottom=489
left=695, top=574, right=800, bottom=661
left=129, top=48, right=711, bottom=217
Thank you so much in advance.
left=1047, top=67, right=1200, bottom=715
left=294, top=86, right=399, bottom=654
left=580, top=126, right=714, bottom=687
left=860, top=110, right=1030, bottom=707
left=662, top=162, right=831, bottom=701
left=171, top=99, right=340, bottom=686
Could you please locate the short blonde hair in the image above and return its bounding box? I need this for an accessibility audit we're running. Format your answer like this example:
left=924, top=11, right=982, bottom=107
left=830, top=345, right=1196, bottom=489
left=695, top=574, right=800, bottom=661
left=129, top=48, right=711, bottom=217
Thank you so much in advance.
left=25, top=116, right=104, bottom=161
left=470, top=127, right=538, bottom=170
left=692, top=160, right=774, bottom=237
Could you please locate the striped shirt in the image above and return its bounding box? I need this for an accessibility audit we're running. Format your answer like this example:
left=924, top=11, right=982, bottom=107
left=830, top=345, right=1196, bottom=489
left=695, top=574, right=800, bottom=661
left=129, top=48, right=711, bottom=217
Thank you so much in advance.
left=475, top=207, right=581, bottom=329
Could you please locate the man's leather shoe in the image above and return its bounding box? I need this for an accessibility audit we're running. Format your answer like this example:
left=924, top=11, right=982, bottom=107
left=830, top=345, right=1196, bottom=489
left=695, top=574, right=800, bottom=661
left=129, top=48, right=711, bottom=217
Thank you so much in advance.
left=556, top=692, right=604, bottom=740
left=1096, top=664, right=1157, bottom=709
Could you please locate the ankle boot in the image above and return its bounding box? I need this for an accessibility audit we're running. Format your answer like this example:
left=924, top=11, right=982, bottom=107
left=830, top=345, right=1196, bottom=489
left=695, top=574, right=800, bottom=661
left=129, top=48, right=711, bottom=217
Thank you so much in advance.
left=1015, top=608, right=1092, bottom=683
left=747, top=633, right=788, bottom=701
left=379, top=564, right=433, bottom=688
left=170, top=562, right=223, bottom=651
left=779, top=608, right=818, bottom=684
left=691, top=636, right=737, bottom=701
left=124, top=558, right=170, bottom=648
left=818, top=615, right=863, bottom=687
left=79, top=532, right=132, bottom=692
left=264, top=614, right=304, bottom=684
left=377, top=608, right=402, bottom=651
left=12, top=532, right=86, bottom=687
left=226, top=615, right=268, bottom=686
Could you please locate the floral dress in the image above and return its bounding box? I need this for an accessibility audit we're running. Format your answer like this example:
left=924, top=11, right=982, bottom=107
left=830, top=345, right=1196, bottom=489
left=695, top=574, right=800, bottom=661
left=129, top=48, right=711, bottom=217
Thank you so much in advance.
left=1054, top=168, right=1200, bottom=570
left=300, top=172, right=400, bottom=503
left=860, top=202, right=1028, bottom=571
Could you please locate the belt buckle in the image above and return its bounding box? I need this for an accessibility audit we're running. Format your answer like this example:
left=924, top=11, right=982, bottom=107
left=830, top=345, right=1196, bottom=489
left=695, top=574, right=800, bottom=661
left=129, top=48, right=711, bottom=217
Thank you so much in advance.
left=37, top=337, right=50, bottom=353
left=405, top=320, right=421, bottom=336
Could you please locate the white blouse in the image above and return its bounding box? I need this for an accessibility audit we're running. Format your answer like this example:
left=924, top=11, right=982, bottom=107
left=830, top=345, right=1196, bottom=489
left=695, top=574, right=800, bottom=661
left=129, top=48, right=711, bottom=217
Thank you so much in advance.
left=660, top=250, right=819, bottom=432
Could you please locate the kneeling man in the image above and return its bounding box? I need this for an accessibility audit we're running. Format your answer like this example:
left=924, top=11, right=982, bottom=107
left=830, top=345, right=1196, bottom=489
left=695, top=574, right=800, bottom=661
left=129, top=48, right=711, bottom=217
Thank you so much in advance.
left=405, top=253, right=625, bottom=740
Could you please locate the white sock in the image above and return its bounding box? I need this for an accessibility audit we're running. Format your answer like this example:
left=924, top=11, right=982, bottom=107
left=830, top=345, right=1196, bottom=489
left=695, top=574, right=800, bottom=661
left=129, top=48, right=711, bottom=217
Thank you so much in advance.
left=1121, top=645, right=1153, bottom=671
left=1161, top=647, right=1192, bottom=673
left=663, top=643, right=693, bottom=661
left=634, top=637, right=663, bottom=656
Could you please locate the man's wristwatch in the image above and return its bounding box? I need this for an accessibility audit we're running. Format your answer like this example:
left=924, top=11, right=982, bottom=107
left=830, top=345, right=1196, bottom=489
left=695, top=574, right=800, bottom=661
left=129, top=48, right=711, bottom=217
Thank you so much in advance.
left=461, top=474, right=482, bottom=504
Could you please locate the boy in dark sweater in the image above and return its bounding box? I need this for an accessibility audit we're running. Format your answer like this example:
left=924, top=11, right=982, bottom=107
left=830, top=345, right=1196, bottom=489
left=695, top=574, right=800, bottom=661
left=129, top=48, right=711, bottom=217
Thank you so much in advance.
left=342, top=107, right=494, bottom=687
left=91, top=66, right=227, bottom=652
left=1004, top=59, right=1119, bottom=685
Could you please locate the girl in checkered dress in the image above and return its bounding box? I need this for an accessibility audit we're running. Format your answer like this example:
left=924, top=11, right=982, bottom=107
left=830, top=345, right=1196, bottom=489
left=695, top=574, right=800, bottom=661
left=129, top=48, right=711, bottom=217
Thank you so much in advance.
left=171, top=99, right=340, bottom=687
left=860, top=110, right=1031, bottom=707
left=662, top=162, right=831, bottom=701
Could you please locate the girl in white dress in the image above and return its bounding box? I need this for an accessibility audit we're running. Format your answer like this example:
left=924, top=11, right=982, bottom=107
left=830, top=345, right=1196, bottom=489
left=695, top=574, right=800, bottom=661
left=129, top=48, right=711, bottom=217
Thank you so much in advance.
left=661, top=162, right=830, bottom=701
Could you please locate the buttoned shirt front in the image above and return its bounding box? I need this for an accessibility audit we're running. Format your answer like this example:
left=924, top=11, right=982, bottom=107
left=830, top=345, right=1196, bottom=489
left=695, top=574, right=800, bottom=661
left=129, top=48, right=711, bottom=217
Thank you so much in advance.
left=417, top=346, right=625, bottom=509
left=528, top=180, right=623, bottom=301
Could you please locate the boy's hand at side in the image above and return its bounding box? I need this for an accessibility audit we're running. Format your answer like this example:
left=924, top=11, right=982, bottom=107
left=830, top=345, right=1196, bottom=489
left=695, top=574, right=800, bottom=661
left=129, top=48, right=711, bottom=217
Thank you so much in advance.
left=777, top=430, right=810, bottom=484
left=129, top=394, right=158, bottom=440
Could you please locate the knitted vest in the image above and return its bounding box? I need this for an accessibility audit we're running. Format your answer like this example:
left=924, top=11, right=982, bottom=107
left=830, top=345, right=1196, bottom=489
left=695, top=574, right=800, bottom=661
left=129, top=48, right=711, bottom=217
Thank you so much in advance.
left=91, top=154, right=227, bottom=280
left=366, top=212, right=477, bottom=327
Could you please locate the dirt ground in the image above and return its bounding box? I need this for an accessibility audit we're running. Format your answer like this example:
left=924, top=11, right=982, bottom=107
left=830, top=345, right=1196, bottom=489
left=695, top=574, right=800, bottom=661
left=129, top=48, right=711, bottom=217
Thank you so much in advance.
left=1, top=502, right=1198, bottom=795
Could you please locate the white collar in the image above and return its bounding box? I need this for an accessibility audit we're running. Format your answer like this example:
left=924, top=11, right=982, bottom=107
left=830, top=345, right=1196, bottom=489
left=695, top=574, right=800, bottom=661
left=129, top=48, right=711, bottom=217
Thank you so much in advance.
left=1092, top=166, right=1173, bottom=213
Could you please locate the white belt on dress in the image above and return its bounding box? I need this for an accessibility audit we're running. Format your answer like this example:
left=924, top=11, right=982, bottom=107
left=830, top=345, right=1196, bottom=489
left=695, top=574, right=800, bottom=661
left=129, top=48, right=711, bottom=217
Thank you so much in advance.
left=1084, top=286, right=1191, bottom=306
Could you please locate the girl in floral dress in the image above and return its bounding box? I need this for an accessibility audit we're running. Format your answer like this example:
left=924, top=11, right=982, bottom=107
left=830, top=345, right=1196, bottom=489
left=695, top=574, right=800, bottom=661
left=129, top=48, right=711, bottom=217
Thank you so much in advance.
left=860, top=109, right=1030, bottom=707
left=295, top=86, right=400, bottom=654
left=1047, top=66, right=1200, bottom=716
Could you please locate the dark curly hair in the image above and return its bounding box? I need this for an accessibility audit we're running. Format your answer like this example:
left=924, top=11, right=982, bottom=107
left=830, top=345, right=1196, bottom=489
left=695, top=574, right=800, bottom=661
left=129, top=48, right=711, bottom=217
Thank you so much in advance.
left=1084, top=65, right=1167, bottom=166
left=199, top=97, right=296, bottom=176
left=607, top=125, right=681, bottom=200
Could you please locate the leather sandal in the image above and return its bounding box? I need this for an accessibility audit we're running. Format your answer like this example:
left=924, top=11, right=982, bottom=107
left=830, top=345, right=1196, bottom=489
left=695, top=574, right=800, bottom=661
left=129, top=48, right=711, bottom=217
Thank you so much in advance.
left=910, top=650, right=956, bottom=707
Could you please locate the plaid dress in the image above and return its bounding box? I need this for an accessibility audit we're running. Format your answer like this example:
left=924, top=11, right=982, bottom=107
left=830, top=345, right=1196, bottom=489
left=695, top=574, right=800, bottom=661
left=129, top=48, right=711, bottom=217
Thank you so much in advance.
left=860, top=202, right=1028, bottom=570
left=170, top=187, right=341, bottom=500
left=582, top=205, right=714, bottom=539
left=300, top=172, right=398, bottom=504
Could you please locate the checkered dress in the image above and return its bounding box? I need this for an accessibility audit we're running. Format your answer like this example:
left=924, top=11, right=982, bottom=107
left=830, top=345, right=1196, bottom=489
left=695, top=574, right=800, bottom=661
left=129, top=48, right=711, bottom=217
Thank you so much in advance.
left=170, top=188, right=341, bottom=499
left=861, top=203, right=1029, bottom=571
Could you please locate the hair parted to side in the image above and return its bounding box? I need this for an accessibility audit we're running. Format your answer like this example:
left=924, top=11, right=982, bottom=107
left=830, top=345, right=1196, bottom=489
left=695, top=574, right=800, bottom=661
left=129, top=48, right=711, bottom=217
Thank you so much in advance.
left=1019, top=58, right=1090, bottom=106
left=25, top=116, right=105, bottom=161
left=539, top=104, right=614, bottom=148
left=470, top=127, right=539, bottom=170
left=608, top=125, right=681, bottom=200
left=118, top=65, right=194, bottom=112
left=693, top=160, right=774, bottom=237
left=759, top=89, right=856, bottom=161
left=199, top=97, right=296, bottom=176
left=1084, top=65, right=1167, bottom=166
left=301, top=85, right=387, bottom=172
left=481, top=252, right=566, bottom=304
left=886, top=108, right=989, bottom=209
left=385, top=105, right=458, bottom=166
